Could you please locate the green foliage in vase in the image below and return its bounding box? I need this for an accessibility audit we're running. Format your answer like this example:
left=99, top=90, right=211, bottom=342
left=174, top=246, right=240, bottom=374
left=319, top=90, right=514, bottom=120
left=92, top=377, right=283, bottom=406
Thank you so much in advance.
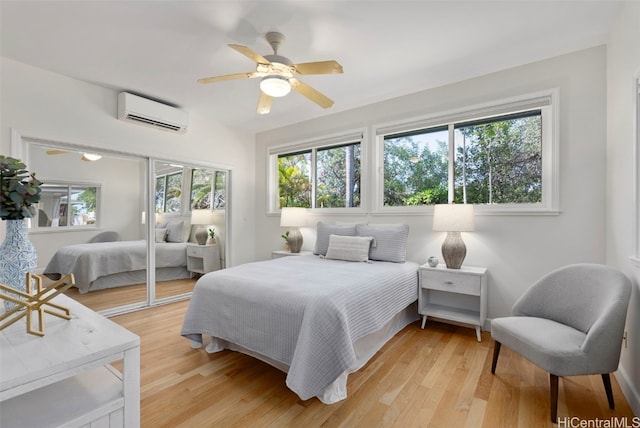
left=0, top=155, right=43, bottom=220
left=208, top=227, right=216, bottom=239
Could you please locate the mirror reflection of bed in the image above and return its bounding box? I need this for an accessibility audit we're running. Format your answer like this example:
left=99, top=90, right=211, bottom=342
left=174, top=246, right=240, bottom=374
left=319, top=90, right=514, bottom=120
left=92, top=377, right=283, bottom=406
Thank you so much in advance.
left=23, top=139, right=229, bottom=314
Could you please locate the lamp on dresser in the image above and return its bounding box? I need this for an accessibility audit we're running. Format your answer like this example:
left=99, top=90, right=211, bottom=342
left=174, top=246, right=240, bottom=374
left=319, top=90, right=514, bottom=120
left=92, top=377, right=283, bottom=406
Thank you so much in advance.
left=191, top=209, right=215, bottom=245
left=280, top=207, right=306, bottom=253
left=432, top=204, right=475, bottom=269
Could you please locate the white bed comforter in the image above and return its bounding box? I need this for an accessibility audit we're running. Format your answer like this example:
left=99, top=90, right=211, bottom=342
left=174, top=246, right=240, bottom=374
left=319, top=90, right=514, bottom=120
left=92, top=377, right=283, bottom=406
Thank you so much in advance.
left=44, top=240, right=187, bottom=293
left=181, top=255, right=419, bottom=401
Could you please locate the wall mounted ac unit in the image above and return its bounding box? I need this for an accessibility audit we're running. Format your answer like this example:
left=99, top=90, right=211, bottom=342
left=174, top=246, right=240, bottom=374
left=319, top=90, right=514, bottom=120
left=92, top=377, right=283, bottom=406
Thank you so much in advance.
left=117, top=92, right=189, bottom=134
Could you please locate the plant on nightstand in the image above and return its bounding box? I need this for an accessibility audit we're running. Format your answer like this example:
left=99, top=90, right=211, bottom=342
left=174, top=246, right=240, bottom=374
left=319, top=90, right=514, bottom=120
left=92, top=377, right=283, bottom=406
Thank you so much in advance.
left=281, top=230, right=290, bottom=251
left=207, top=227, right=216, bottom=245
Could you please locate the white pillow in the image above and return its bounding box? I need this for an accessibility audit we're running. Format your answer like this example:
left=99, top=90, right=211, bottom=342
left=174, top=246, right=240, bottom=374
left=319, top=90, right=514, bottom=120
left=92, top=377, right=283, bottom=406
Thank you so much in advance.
left=356, top=223, right=409, bottom=263
left=314, top=222, right=357, bottom=256
left=325, top=235, right=374, bottom=262
left=155, top=228, right=168, bottom=243
left=165, top=221, right=184, bottom=243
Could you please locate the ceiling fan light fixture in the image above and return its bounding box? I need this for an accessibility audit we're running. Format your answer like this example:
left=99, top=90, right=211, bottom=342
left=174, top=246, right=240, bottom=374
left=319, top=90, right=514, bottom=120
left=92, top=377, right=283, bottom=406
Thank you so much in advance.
left=81, top=153, right=102, bottom=162
left=260, top=75, right=291, bottom=97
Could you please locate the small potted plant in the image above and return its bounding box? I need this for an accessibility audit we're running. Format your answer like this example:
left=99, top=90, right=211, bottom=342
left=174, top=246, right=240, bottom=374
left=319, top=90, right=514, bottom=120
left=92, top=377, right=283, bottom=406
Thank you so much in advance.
left=0, top=155, right=43, bottom=311
left=281, top=230, right=290, bottom=251
left=207, top=227, right=216, bottom=245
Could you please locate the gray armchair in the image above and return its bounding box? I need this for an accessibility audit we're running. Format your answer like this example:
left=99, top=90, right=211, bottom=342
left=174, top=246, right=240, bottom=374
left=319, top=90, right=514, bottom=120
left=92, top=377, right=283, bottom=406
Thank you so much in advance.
left=490, top=263, right=631, bottom=423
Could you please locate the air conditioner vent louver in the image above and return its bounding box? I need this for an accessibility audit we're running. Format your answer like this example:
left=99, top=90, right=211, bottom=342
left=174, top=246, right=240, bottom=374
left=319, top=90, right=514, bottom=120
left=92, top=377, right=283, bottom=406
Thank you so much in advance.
left=125, top=114, right=183, bottom=131
left=117, top=92, right=189, bottom=134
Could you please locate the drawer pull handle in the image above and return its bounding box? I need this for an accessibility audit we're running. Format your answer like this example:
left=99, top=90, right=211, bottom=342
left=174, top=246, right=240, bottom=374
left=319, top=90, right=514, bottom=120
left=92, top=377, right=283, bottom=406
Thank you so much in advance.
left=444, top=281, right=454, bottom=285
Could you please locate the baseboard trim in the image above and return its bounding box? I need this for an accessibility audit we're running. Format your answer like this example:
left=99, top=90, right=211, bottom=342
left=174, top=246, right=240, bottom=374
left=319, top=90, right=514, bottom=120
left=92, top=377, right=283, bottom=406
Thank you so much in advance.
left=615, top=367, right=640, bottom=416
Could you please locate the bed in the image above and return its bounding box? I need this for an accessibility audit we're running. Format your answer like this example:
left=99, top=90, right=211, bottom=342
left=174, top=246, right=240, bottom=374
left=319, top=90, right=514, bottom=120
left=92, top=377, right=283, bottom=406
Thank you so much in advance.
left=181, top=222, right=419, bottom=403
left=44, top=240, right=191, bottom=293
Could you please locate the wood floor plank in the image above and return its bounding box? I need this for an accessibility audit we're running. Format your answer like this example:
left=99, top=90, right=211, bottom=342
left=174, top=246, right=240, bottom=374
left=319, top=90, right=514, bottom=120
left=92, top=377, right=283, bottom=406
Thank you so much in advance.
left=109, top=300, right=636, bottom=427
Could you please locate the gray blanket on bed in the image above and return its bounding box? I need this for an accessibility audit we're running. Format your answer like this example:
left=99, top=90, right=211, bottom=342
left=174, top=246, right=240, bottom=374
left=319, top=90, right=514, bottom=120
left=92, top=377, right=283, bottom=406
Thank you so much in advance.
left=44, top=240, right=187, bottom=293
left=181, top=255, right=419, bottom=401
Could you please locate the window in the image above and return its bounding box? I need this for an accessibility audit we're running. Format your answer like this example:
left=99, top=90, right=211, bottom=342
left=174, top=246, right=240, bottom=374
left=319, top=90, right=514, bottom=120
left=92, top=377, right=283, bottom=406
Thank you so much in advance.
left=34, top=182, right=100, bottom=229
left=189, top=168, right=226, bottom=211
left=383, top=127, right=449, bottom=206
left=454, top=111, right=542, bottom=204
left=272, top=133, right=363, bottom=210
left=377, top=91, right=556, bottom=212
left=155, top=170, right=183, bottom=213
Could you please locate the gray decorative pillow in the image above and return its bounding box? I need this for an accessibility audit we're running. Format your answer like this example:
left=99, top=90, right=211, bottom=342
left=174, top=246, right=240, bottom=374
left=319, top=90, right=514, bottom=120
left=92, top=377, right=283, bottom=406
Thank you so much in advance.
left=165, top=221, right=184, bottom=243
left=155, top=228, right=168, bottom=243
left=313, top=221, right=357, bottom=256
left=325, top=235, right=374, bottom=262
left=155, top=222, right=167, bottom=229
left=356, top=223, right=409, bottom=263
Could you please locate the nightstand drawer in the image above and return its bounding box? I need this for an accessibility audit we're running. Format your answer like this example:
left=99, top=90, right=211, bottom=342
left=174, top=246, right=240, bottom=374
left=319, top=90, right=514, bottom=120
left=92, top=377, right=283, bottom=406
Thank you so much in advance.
left=187, top=245, right=204, bottom=257
left=422, top=270, right=481, bottom=296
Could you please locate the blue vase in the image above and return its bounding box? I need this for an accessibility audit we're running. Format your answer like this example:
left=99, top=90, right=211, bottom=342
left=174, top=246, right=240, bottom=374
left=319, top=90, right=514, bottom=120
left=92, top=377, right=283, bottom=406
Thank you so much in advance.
left=0, top=219, right=37, bottom=312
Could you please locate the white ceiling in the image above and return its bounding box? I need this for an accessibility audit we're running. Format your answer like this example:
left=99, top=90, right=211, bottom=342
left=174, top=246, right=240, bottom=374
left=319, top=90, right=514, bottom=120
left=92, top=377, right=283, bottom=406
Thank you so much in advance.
left=0, top=1, right=622, bottom=134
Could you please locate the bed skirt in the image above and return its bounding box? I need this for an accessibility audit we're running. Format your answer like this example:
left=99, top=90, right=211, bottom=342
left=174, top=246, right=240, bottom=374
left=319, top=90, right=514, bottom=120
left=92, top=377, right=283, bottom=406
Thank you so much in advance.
left=192, top=301, right=418, bottom=403
left=82, top=266, right=191, bottom=293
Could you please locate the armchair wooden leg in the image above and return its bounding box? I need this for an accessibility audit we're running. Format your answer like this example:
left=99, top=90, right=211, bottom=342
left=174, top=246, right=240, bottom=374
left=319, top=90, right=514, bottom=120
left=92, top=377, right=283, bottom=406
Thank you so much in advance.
left=550, top=374, right=559, bottom=423
left=491, top=341, right=501, bottom=374
left=602, top=373, right=615, bottom=409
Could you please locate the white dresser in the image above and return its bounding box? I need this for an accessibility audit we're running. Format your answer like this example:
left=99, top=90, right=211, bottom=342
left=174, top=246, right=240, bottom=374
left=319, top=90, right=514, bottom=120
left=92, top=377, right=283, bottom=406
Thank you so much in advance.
left=0, top=294, right=140, bottom=427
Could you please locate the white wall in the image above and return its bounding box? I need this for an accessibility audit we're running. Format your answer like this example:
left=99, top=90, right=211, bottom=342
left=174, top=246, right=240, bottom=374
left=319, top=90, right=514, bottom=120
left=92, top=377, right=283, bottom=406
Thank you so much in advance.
left=0, top=57, right=256, bottom=267
left=607, top=1, right=640, bottom=415
left=256, top=46, right=608, bottom=320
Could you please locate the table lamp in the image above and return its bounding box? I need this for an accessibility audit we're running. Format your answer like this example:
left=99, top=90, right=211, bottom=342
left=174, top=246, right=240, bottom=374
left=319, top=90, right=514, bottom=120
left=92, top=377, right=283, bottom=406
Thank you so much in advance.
left=191, top=209, right=215, bottom=245
left=432, top=204, right=475, bottom=269
left=280, top=207, right=306, bottom=253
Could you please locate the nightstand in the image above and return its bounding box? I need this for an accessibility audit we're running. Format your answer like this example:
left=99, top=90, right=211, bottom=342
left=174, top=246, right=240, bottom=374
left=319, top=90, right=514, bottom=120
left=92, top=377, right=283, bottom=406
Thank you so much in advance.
left=186, top=244, right=221, bottom=275
left=271, top=250, right=313, bottom=259
left=418, top=264, right=487, bottom=342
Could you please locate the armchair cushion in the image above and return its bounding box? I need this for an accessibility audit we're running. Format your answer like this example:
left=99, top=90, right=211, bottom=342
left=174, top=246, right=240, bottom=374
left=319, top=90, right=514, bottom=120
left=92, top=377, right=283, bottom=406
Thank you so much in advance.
left=491, top=317, right=588, bottom=375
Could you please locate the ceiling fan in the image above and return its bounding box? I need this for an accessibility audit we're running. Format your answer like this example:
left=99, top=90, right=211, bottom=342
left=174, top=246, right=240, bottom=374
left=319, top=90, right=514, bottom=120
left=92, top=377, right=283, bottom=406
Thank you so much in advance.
left=198, top=32, right=343, bottom=115
left=46, top=150, right=102, bottom=162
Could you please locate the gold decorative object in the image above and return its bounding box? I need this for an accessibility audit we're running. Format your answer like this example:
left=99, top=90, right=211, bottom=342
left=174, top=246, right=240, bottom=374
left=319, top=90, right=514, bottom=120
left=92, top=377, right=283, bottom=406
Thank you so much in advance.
left=0, top=273, right=75, bottom=336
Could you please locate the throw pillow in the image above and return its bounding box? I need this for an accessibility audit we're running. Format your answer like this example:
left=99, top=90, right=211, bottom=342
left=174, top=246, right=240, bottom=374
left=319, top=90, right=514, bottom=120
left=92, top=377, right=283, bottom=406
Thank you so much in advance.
left=325, top=235, right=374, bottom=262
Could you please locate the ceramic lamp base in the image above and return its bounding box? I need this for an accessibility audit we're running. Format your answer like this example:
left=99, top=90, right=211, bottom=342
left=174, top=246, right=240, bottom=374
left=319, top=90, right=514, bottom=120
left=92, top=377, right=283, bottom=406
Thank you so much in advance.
left=195, top=227, right=208, bottom=246
left=287, top=228, right=303, bottom=253
left=441, top=231, right=466, bottom=269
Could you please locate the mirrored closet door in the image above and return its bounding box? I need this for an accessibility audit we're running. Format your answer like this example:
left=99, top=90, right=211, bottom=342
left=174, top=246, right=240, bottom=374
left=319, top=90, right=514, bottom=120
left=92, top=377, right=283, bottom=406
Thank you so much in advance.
left=17, top=136, right=229, bottom=315
left=151, top=160, right=227, bottom=304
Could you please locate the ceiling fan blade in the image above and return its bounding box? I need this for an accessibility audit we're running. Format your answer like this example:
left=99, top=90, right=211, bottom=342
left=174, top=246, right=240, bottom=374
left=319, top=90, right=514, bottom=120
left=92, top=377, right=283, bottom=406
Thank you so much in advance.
left=228, top=44, right=271, bottom=65
left=46, top=149, right=68, bottom=155
left=257, top=92, right=273, bottom=115
left=198, top=72, right=259, bottom=84
left=293, top=60, right=343, bottom=75
left=290, top=78, right=334, bottom=109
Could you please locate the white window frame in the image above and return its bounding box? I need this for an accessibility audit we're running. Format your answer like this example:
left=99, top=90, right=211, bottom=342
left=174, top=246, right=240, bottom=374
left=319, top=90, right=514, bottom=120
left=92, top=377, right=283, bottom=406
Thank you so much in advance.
left=31, top=180, right=102, bottom=232
left=633, top=76, right=640, bottom=263
left=267, top=129, right=367, bottom=214
left=373, top=89, right=560, bottom=215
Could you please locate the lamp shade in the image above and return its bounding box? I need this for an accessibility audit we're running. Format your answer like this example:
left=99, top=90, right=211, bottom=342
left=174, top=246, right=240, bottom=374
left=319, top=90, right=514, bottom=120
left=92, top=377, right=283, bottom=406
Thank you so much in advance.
left=433, top=204, right=475, bottom=232
left=191, top=209, right=215, bottom=225
left=280, top=207, right=306, bottom=227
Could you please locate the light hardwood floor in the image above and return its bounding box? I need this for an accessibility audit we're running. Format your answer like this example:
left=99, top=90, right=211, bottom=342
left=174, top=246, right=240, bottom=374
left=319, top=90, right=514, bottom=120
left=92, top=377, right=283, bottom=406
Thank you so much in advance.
left=64, top=278, right=197, bottom=312
left=111, top=301, right=635, bottom=427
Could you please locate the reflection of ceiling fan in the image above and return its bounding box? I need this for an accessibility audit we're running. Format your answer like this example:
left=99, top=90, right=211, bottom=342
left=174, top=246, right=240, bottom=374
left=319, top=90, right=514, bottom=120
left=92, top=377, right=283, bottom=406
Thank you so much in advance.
left=46, top=150, right=102, bottom=162
left=198, top=32, right=343, bottom=115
